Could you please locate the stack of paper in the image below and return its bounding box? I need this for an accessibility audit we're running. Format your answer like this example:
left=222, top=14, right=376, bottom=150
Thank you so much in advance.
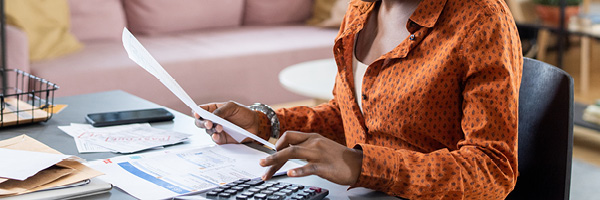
left=0, top=135, right=104, bottom=197
left=58, top=123, right=192, bottom=154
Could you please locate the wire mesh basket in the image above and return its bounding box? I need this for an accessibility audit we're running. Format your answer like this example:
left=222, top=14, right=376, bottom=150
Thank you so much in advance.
left=0, top=69, right=59, bottom=127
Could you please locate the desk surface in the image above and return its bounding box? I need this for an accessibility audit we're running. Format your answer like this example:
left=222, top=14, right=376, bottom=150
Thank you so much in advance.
left=0, top=90, right=394, bottom=200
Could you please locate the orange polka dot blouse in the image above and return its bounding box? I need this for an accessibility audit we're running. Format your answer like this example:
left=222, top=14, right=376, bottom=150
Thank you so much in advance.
left=274, top=0, right=522, bottom=199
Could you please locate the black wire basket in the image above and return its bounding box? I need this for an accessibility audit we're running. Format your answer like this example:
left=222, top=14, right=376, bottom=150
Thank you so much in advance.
left=0, top=69, right=59, bottom=127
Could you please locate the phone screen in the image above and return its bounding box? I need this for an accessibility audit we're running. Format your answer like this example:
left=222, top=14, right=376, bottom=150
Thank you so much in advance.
left=85, top=108, right=174, bottom=127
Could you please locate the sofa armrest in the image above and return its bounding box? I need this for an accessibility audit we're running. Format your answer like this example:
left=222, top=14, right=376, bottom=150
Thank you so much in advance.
left=4, top=25, right=30, bottom=73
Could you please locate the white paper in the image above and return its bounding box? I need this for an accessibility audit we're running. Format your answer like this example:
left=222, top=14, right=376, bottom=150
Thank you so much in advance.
left=58, top=123, right=191, bottom=154
left=89, top=144, right=300, bottom=200
left=122, top=27, right=275, bottom=149
left=0, top=148, right=72, bottom=181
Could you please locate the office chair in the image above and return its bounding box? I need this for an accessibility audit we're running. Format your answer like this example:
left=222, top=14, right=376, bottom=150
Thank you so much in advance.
left=505, top=58, right=574, bottom=200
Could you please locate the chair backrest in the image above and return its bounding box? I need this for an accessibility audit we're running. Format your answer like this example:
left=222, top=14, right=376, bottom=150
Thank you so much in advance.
left=506, top=58, right=573, bottom=200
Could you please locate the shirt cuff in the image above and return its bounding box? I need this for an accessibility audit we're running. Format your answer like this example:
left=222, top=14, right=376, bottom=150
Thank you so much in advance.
left=351, top=143, right=399, bottom=192
left=254, top=110, right=272, bottom=141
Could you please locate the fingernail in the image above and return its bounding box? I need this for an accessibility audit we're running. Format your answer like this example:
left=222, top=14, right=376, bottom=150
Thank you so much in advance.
left=204, top=121, right=211, bottom=128
left=290, top=170, right=297, bottom=176
left=216, top=125, right=223, bottom=132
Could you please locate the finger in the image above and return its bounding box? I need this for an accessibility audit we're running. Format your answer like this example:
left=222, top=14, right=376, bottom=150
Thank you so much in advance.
left=262, top=162, right=286, bottom=181
left=288, top=163, right=320, bottom=177
left=212, top=132, right=228, bottom=144
left=212, top=101, right=242, bottom=119
left=198, top=103, right=224, bottom=113
left=275, top=131, right=313, bottom=151
left=260, top=145, right=319, bottom=167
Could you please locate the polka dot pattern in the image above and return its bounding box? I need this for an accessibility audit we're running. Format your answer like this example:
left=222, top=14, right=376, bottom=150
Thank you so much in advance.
left=274, top=0, right=522, bottom=199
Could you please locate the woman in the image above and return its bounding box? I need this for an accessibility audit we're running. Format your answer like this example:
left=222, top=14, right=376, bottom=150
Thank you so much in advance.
left=195, top=0, right=522, bottom=199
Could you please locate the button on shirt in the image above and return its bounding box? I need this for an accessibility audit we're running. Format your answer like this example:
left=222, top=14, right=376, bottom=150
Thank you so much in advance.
left=273, top=0, right=522, bottom=199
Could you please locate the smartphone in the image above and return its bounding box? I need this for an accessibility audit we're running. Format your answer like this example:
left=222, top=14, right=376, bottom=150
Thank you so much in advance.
left=85, top=108, right=174, bottom=127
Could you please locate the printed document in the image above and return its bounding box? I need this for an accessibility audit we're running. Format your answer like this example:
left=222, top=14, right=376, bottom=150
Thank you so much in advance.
left=122, top=28, right=275, bottom=149
left=89, top=144, right=301, bottom=199
left=58, top=123, right=191, bottom=154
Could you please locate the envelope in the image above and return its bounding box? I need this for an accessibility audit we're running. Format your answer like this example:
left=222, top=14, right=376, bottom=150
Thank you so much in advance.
left=0, top=135, right=104, bottom=197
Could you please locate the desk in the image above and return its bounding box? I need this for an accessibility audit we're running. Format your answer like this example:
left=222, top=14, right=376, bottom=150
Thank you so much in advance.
left=279, top=58, right=337, bottom=103
left=0, top=90, right=394, bottom=200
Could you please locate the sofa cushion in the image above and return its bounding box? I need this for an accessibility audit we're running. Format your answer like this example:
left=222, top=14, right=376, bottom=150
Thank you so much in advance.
left=123, top=0, right=244, bottom=35
left=69, top=0, right=127, bottom=43
left=243, top=0, right=314, bottom=25
left=30, top=26, right=338, bottom=113
left=5, top=0, right=82, bottom=61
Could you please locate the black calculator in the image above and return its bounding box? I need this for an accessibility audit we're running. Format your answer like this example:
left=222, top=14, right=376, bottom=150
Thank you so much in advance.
left=196, top=178, right=329, bottom=200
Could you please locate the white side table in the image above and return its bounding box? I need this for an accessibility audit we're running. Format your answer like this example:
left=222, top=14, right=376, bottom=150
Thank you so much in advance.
left=278, top=58, right=337, bottom=104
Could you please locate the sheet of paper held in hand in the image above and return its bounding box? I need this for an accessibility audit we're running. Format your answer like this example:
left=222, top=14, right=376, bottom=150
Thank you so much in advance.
left=122, top=28, right=275, bottom=149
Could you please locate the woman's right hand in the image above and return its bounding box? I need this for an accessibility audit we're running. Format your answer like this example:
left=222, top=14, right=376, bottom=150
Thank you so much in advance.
left=193, top=101, right=260, bottom=144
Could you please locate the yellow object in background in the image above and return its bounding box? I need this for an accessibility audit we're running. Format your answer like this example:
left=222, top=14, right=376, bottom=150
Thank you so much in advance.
left=5, top=0, right=82, bottom=61
left=42, top=104, right=68, bottom=114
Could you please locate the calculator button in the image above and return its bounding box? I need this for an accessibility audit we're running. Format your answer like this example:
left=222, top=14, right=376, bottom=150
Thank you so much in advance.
left=264, top=183, right=276, bottom=187
left=241, top=191, right=254, bottom=197
left=291, top=196, right=305, bottom=200
left=260, top=190, right=274, bottom=195
left=273, top=192, right=287, bottom=196
left=297, top=192, right=310, bottom=197
left=224, top=189, right=238, bottom=194
left=218, top=192, right=232, bottom=198
left=287, top=186, right=300, bottom=192
left=254, top=193, right=267, bottom=199
left=231, top=186, right=244, bottom=191
left=248, top=188, right=261, bottom=193
left=255, top=185, right=268, bottom=190
left=303, top=188, right=316, bottom=195
left=206, top=191, right=218, bottom=197
left=239, top=178, right=251, bottom=182
left=218, top=185, right=230, bottom=190
left=280, top=189, right=293, bottom=195
left=225, top=183, right=238, bottom=187
left=246, top=180, right=264, bottom=186
left=236, top=194, right=249, bottom=200
left=211, top=188, right=224, bottom=193
left=310, top=186, right=322, bottom=193
left=238, top=184, right=250, bottom=188
left=267, top=187, right=280, bottom=192
left=267, top=195, right=283, bottom=200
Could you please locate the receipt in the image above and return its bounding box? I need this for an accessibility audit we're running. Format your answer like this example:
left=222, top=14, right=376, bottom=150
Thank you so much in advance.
left=122, top=28, right=275, bottom=149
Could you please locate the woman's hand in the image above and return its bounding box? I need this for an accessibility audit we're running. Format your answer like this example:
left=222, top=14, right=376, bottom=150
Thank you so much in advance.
left=260, top=131, right=363, bottom=186
left=193, top=101, right=259, bottom=144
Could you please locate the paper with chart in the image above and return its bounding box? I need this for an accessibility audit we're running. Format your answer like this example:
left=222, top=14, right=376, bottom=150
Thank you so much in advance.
left=122, top=28, right=275, bottom=149
left=58, top=123, right=191, bottom=153
left=89, top=144, right=300, bottom=199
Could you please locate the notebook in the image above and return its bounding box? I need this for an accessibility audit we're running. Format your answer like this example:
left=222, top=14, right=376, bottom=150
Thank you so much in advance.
left=0, top=178, right=112, bottom=200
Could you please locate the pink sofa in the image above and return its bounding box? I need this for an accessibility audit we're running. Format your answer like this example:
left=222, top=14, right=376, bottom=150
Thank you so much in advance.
left=6, top=0, right=338, bottom=113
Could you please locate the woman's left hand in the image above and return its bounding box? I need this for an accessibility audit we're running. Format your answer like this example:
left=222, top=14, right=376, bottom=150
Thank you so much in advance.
left=260, top=131, right=363, bottom=186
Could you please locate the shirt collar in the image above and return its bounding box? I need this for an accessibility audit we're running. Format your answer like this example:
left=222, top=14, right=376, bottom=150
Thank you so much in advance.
left=409, top=0, right=447, bottom=28
left=353, top=0, right=448, bottom=28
